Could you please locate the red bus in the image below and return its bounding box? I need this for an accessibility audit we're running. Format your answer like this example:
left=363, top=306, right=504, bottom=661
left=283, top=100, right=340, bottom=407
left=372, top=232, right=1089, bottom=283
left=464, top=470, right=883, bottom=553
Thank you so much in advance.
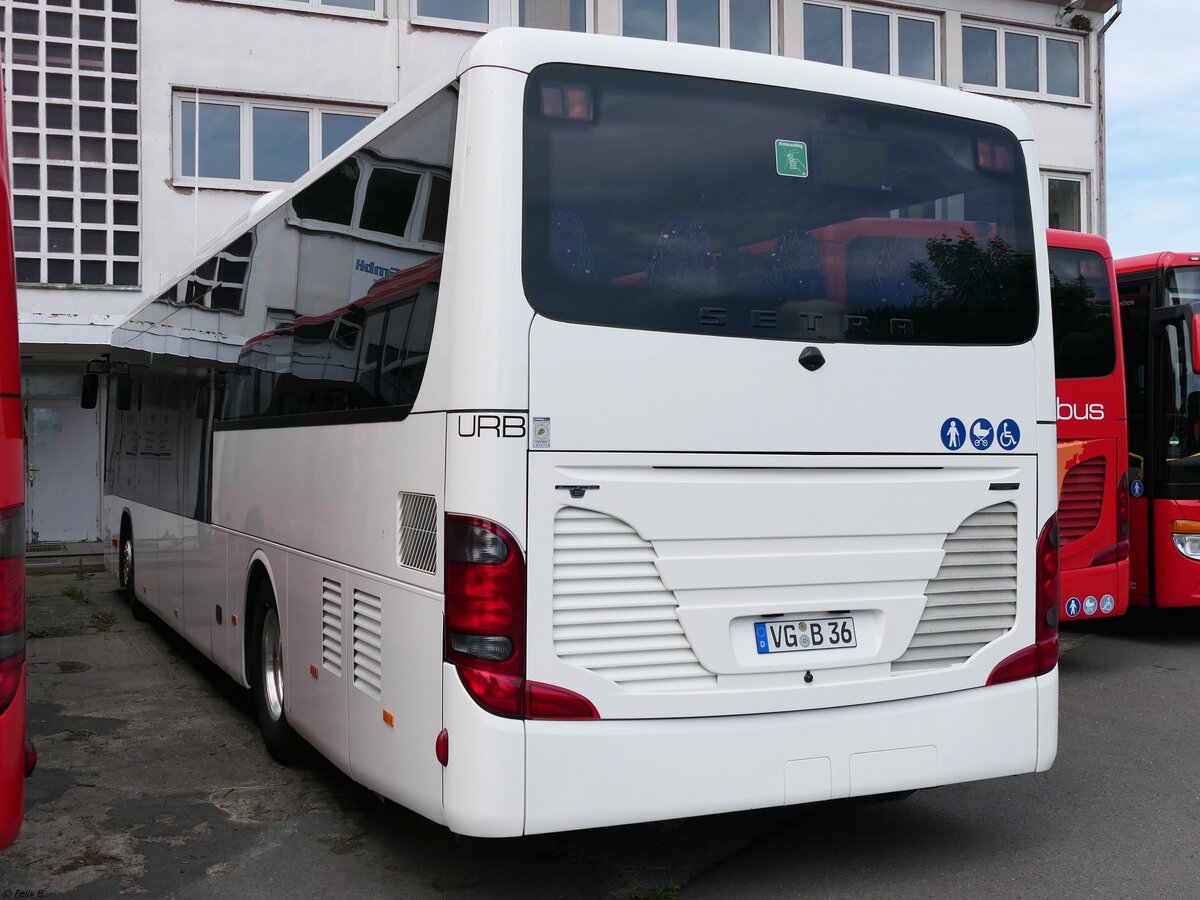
left=1049, top=229, right=1129, bottom=621
left=0, top=83, right=32, bottom=849
left=1116, top=251, right=1200, bottom=607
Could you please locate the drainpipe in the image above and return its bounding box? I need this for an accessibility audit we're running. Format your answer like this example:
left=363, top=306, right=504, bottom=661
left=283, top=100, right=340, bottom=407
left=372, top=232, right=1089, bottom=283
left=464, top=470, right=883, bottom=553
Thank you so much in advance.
left=1096, top=0, right=1123, bottom=237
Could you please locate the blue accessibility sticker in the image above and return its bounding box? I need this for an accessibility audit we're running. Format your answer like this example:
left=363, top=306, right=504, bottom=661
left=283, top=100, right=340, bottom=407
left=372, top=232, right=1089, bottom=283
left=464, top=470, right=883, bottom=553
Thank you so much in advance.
left=1083, top=595, right=1098, bottom=616
left=970, top=418, right=994, bottom=450
left=1130, top=479, right=1145, bottom=498
left=941, top=417, right=966, bottom=451
left=997, top=419, right=1020, bottom=451
left=1065, top=597, right=1081, bottom=618
left=1100, top=594, right=1115, bottom=614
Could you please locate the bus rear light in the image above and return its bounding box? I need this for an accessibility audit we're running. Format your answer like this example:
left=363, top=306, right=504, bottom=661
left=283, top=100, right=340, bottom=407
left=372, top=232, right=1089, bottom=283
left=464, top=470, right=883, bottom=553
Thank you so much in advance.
left=1116, top=471, right=1130, bottom=537
left=0, top=503, right=26, bottom=717
left=445, top=513, right=599, bottom=720
left=526, top=681, right=600, bottom=720
left=435, top=728, right=448, bottom=767
left=1089, top=541, right=1130, bottom=567
left=24, top=738, right=37, bottom=778
left=989, top=514, right=1058, bottom=686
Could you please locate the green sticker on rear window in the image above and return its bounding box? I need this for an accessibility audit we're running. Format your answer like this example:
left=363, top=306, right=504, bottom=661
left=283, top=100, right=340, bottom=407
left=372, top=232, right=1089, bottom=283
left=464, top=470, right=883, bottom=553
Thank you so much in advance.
left=775, top=140, right=809, bottom=178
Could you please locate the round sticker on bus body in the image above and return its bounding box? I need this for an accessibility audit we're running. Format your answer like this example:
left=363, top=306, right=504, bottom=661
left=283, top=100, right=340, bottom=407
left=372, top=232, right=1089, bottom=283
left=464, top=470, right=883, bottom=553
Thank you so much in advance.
left=1130, top=479, right=1145, bottom=498
left=997, top=419, right=1020, bottom=451
left=970, top=418, right=994, bottom=450
left=941, top=417, right=966, bottom=451
left=1100, top=594, right=1115, bottom=615
left=1065, top=597, right=1081, bottom=618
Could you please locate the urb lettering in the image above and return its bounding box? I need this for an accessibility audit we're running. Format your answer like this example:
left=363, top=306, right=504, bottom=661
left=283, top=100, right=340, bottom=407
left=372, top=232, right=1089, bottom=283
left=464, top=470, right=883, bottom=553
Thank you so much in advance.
left=457, top=414, right=527, bottom=438
left=1057, top=399, right=1105, bottom=421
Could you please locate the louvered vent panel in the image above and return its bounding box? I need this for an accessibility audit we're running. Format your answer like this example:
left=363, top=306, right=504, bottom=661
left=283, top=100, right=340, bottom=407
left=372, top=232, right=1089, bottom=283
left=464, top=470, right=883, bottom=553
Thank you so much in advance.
left=352, top=589, right=383, bottom=700
left=553, top=507, right=716, bottom=692
left=1058, top=457, right=1106, bottom=545
left=398, top=492, right=438, bottom=574
left=321, top=578, right=343, bottom=677
left=892, top=502, right=1019, bottom=674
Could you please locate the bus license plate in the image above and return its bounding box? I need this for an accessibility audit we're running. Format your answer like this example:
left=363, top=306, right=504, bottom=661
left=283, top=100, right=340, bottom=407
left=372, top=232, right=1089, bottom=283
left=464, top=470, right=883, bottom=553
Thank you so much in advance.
left=754, top=617, right=857, bottom=654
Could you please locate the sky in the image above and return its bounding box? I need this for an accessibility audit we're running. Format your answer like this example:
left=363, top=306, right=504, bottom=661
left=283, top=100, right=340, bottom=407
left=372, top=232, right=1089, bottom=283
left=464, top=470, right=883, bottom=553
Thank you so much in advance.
left=1105, top=0, right=1200, bottom=256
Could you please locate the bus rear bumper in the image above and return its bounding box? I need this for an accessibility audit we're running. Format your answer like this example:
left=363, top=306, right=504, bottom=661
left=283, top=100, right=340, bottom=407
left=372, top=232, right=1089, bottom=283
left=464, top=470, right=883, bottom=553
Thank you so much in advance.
left=440, top=667, right=1057, bottom=837
left=522, top=671, right=1056, bottom=836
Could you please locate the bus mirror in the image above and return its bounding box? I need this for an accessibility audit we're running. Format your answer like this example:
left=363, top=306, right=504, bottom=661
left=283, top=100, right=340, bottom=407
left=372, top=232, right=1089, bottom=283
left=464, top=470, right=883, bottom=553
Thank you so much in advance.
left=1192, top=316, right=1200, bottom=374
left=116, top=375, right=133, bottom=411
left=80, top=373, right=99, bottom=410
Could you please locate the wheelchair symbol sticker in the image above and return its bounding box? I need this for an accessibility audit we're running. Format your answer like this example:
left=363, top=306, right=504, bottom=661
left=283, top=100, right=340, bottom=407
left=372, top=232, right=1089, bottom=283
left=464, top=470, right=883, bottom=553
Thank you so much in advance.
left=1100, top=594, right=1115, bottom=614
left=970, top=418, right=994, bottom=450
left=1130, top=479, right=1145, bottom=498
left=1065, top=597, right=1081, bottom=618
left=997, top=419, right=1020, bottom=451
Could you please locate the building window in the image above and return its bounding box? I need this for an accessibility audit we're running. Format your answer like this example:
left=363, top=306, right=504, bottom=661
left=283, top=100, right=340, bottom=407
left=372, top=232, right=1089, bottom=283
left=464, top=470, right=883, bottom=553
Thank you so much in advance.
left=1046, top=174, right=1086, bottom=232
left=1, top=0, right=142, bottom=288
left=619, top=0, right=774, bottom=52
left=173, top=94, right=376, bottom=189
left=799, top=3, right=938, bottom=81
left=414, top=0, right=590, bottom=31
left=962, top=25, right=1083, bottom=99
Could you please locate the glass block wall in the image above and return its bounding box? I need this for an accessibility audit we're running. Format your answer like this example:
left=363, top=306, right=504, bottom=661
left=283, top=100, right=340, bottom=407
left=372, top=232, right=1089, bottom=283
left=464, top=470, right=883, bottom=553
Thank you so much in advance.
left=1, top=0, right=140, bottom=288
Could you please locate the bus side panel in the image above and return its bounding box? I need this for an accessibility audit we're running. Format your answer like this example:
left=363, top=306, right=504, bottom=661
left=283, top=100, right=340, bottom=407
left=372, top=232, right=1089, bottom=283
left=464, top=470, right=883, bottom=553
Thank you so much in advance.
left=345, top=572, right=444, bottom=825
left=285, top=554, right=351, bottom=775
left=128, top=502, right=159, bottom=613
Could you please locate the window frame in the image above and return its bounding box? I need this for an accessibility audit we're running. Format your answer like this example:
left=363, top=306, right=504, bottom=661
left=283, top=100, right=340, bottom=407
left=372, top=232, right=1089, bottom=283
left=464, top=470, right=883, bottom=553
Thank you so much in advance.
left=617, top=0, right=778, bottom=53
left=172, top=92, right=380, bottom=191
left=411, top=0, right=594, bottom=34
left=1044, top=171, right=1088, bottom=233
left=797, top=2, right=940, bottom=83
left=960, top=22, right=1085, bottom=103
left=185, top=0, right=387, bottom=20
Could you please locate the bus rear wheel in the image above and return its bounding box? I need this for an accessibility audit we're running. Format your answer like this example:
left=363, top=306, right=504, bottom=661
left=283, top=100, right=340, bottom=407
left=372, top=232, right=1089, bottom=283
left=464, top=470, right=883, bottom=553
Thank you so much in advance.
left=250, top=579, right=300, bottom=763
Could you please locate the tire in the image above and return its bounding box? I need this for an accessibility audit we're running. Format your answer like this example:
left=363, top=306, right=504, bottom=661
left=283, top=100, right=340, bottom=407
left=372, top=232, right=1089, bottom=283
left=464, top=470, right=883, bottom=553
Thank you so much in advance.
left=119, top=528, right=151, bottom=622
left=250, top=578, right=300, bottom=763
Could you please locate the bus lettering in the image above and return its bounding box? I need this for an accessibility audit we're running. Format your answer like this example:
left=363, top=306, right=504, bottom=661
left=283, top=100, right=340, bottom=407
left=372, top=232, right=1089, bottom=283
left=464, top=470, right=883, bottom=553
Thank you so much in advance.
left=1057, top=400, right=1105, bottom=421
left=457, top=414, right=527, bottom=438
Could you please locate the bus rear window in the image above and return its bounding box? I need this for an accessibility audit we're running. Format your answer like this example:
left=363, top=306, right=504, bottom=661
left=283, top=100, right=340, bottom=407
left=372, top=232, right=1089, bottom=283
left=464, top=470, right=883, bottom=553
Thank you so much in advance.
left=1050, top=247, right=1116, bottom=379
left=522, top=64, right=1038, bottom=346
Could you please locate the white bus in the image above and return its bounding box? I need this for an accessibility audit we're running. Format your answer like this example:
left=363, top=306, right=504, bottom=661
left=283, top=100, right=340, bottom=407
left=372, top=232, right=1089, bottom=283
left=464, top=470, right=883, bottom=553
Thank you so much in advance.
left=96, top=28, right=1059, bottom=837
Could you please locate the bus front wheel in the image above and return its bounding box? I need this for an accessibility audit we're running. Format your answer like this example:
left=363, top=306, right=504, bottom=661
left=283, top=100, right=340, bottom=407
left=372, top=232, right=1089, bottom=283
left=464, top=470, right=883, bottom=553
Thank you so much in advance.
left=119, top=530, right=150, bottom=622
left=250, top=579, right=300, bottom=763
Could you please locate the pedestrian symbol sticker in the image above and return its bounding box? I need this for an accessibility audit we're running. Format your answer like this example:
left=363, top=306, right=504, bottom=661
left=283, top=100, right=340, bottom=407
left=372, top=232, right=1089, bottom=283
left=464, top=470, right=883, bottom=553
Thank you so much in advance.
left=1083, top=595, right=1098, bottom=616
left=971, top=418, right=994, bottom=450
left=997, top=419, right=1020, bottom=451
left=775, top=140, right=809, bottom=178
left=1065, top=597, right=1081, bottom=618
left=1100, top=594, right=1115, bottom=614
left=1130, top=479, right=1145, bottom=498
left=941, top=417, right=965, bottom=451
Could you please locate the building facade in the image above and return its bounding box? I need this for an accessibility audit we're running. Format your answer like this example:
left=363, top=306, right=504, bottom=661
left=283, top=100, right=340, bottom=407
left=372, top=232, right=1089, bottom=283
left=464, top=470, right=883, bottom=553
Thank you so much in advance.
left=1, top=0, right=1119, bottom=542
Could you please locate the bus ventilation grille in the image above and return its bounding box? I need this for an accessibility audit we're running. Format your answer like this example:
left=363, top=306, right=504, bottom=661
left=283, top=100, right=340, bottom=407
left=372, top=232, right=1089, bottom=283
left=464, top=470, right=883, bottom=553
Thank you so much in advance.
left=1058, top=456, right=1106, bottom=546
left=321, top=578, right=344, bottom=677
left=398, top=492, right=438, bottom=574
left=551, top=507, right=716, bottom=693
left=352, top=589, right=383, bottom=700
left=891, top=501, right=1018, bottom=675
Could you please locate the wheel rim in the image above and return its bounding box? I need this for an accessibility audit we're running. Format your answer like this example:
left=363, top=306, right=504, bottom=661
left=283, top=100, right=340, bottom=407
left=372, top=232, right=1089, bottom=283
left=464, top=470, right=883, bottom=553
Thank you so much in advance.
left=120, top=540, right=133, bottom=587
left=261, top=608, right=284, bottom=722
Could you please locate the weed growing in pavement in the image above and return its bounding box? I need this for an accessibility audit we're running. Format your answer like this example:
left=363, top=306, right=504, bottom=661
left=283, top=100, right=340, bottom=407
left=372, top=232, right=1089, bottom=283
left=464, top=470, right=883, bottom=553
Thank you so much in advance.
left=63, top=585, right=91, bottom=604
left=91, top=610, right=118, bottom=632
left=73, top=560, right=95, bottom=581
left=629, top=885, right=680, bottom=900
left=28, top=625, right=84, bottom=639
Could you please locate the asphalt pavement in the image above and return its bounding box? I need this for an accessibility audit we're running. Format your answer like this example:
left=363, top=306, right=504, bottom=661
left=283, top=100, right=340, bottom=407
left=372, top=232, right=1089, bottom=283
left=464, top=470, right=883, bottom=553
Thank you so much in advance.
left=2, top=567, right=1199, bottom=899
